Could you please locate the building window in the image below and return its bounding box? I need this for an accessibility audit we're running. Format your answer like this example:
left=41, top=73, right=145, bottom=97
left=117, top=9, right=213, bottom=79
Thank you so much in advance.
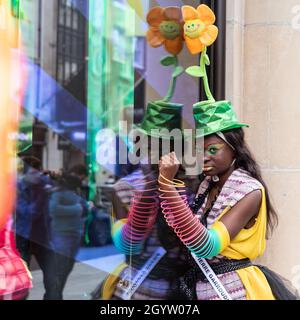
left=56, top=0, right=86, bottom=86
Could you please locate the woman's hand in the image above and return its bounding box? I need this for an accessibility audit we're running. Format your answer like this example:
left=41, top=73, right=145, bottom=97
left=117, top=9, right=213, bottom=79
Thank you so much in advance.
left=159, top=152, right=180, bottom=182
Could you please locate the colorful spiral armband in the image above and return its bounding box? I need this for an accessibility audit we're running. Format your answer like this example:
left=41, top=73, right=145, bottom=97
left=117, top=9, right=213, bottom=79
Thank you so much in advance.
left=159, top=174, right=230, bottom=258
left=112, top=178, right=159, bottom=255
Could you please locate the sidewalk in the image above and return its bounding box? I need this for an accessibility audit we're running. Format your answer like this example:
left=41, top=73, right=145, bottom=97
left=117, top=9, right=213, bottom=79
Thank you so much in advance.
left=28, top=245, right=125, bottom=300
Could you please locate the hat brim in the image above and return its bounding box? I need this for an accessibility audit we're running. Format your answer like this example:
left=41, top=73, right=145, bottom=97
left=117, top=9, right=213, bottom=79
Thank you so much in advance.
left=133, top=124, right=186, bottom=140
left=195, top=123, right=249, bottom=138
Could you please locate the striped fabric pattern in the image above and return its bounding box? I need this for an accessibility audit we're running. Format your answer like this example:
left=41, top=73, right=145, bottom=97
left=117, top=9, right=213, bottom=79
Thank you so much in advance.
left=196, top=270, right=247, bottom=300
left=195, top=169, right=263, bottom=228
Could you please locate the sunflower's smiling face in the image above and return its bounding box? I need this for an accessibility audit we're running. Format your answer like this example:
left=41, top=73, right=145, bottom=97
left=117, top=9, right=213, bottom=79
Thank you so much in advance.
left=184, top=19, right=205, bottom=39
left=159, top=21, right=181, bottom=40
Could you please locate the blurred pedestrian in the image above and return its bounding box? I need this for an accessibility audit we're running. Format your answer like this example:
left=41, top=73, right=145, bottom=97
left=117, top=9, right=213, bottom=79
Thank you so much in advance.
left=46, top=168, right=87, bottom=299
left=15, top=156, right=53, bottom=299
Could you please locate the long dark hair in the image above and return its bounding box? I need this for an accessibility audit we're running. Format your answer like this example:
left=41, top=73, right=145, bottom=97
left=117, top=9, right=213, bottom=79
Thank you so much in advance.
left=222, top=128, right=278, bottom=237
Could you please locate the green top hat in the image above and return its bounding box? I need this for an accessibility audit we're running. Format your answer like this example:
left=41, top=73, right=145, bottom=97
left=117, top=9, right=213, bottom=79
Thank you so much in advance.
left=193, top=100, right=249, bottom=138
left=135, top=100, right=184, bottom=139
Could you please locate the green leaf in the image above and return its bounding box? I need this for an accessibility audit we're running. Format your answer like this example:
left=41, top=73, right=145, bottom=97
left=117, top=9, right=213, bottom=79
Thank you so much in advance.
left=172, top=66, right=184, bottom=78
left=160, top=55, right=176, bottom=66
left=204, top=54, right=210, bottom=66
left=185, top=66, right=204, bottom=78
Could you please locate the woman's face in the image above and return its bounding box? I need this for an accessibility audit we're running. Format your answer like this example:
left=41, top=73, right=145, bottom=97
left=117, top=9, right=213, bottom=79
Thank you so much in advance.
left=202, top=134, right=235, bottom=177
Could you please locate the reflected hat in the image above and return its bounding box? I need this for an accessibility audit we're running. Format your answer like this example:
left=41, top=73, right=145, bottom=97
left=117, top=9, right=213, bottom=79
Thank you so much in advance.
left=193, top=100, right=249, bottom=137
left=135, top=100, right=184, bottom=139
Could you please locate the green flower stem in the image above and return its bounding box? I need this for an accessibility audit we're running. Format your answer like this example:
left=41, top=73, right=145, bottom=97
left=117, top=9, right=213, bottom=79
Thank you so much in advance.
left=200, top=47, right=215, bottom=102
left=162, top=55, right=178, bottom=103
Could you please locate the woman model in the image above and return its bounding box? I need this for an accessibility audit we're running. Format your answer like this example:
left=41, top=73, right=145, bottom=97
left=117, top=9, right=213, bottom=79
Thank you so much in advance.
left=158, top=100, right=281, bottom=300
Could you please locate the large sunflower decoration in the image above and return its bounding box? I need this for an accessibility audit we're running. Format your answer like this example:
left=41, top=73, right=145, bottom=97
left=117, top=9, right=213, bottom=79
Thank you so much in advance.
left=146, top=4, right=219, bottom=104
left=182, top=4, right=219, bottom=103
left=146, top=6, right=185, bottom=103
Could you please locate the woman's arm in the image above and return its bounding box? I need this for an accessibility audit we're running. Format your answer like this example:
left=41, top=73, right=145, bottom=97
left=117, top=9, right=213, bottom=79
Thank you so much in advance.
left=112, top=177, right=159, bottom=255
left=158, top=152, right=262, bottom=258
left=220, top=189, right=261, bottom=238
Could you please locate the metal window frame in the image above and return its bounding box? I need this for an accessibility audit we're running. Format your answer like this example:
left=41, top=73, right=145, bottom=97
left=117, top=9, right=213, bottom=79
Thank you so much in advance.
left=56, top=0, right=86, bottom=86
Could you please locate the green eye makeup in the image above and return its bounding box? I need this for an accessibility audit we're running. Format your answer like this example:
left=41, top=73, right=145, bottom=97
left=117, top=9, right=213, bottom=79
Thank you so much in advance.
left=206, top=143, right=225, bottom=156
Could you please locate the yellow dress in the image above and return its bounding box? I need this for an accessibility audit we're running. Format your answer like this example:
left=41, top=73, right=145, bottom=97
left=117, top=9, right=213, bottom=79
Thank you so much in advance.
left=212, top=187, right=275, bottom=300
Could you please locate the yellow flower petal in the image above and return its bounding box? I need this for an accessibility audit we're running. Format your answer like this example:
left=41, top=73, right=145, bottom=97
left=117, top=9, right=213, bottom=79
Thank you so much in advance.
left=164, top=37, right=183, bottom=55
left=164, top=6, right=181, bottom=21
left=182, top=5, right=200, bottom=22
left=197, top=4, right=216, bottom=25
left=147, top=6, right=164, bottom=27
left=200, top=25, right=218, bottom=46
left=185, top=36, right=205, bottom=55
left=146, top=28, right=165, bottom=47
